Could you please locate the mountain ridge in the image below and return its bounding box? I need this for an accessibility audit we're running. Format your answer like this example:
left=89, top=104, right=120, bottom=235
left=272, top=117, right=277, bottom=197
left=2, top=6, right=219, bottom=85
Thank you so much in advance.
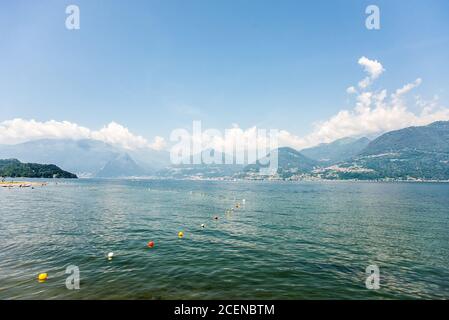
left=0, top=139, right=168, bottom=178
left=318, top=121, right=449, bottom=180
left=300, top=137, right=371, bottom=164
left=0, top=121, right=448, bottom=180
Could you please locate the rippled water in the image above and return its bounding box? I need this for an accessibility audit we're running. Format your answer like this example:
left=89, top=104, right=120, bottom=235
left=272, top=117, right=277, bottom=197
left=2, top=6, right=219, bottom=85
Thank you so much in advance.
left=1, top=179, right=449, bottom=299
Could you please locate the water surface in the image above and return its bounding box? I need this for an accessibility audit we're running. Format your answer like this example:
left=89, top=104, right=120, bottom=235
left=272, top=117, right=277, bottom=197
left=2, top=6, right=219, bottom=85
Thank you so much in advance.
left=1, top=179, right=448, bottom=299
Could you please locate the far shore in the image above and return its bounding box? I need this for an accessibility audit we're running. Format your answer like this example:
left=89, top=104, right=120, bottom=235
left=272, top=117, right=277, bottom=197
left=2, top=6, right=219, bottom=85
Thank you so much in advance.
left=0, top=181, right=48, bottom=188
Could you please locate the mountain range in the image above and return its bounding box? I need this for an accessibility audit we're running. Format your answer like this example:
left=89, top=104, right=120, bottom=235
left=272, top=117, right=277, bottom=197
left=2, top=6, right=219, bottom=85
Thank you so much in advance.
left=0, top=139, right=169, bottom=178
left=242, top=121, right=449, bottom=180
left=243, top=147, right=318, bottom=178
left=322, top=121, right=449, bottom=180
left=0, top=121, right=448, bottom=180
left=300, top=137, right=371, bottom=164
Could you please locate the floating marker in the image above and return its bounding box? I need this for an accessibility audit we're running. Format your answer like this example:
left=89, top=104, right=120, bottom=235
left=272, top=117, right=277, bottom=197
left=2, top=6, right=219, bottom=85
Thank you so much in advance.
left=242, top=199, right=246, bottom=204
left=201, top=224, right=205, bottom=228
left=147, top=241, right=155, bottom=248
left=178, top=231, right=184, bottom=238
left=214, top=216, right=219, bottom=220
left=107, top=252, right=114, bottom=260
left=38, top=273, right=48, bottom=282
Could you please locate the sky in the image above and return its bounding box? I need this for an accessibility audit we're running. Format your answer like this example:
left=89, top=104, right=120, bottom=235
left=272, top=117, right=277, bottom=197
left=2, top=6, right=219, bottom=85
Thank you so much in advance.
left=1, top=0, right=449, bottom=151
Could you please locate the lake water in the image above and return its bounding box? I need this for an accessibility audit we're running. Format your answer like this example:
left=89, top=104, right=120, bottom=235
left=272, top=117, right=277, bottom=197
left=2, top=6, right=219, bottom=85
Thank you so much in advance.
left=1, top=179, right=449, bottom=299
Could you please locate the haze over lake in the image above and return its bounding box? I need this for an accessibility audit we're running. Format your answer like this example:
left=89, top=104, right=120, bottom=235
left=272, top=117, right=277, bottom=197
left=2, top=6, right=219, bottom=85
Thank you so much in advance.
left=1, top=179, right=448, bottom=299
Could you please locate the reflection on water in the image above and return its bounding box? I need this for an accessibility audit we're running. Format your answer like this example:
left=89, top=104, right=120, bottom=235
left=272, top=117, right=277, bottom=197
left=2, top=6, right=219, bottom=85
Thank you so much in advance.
left=1, top=179, right=449, bottom=299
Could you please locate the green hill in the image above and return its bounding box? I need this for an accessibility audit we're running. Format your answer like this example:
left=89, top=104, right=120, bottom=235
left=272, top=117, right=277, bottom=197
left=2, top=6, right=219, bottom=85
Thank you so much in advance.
left=361, top=121, right=449, bottom=155
left=0, top=159, right=77, bottom=179
left=244, top=147, right=318, bottom=178
left=320, top=121, right=449, bottom=180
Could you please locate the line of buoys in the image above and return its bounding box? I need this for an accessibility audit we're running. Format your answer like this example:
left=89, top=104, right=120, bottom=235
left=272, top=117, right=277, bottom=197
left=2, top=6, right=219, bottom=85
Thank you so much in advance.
left=223, top=198, right=247, bottom=216
left=105, top=198, right=246, bottom=265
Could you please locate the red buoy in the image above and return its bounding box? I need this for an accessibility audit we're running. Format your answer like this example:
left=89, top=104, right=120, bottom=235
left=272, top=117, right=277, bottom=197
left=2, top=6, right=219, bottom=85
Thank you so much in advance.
left=147, top=241, right=155, bottom=248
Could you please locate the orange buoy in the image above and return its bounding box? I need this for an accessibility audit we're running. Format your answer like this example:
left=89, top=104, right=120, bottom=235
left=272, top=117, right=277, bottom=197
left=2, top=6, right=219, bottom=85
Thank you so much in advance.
left=147, top=241, right=155, bottom=248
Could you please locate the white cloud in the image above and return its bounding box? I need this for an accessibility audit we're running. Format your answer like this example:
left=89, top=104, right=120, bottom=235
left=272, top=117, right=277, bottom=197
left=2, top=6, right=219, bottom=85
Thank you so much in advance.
left=0, top=119, right=165, bottom=150
left=357, top=56, right=385, bottom=89
left=358, top=56, right=384, bottom=79
left=150, top=136, right=167, bottom=151
left=1, top=57, right=448, bottom=154
left=91, top=122, right=150, bottom=150
left=0, top=119, right=91, bottom=144
left=346, top=86, right=357, bottom=94
left=274, top=58, right=448, bottom=150
left=393, top=78, right=422, bottom=98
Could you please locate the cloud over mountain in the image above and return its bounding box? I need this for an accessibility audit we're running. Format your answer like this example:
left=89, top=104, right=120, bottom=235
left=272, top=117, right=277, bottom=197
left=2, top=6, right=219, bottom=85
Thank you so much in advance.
left=1, top=57, right=448, bottom=154
left=0, top=119, right=165, bottom=150
left=170, top=57, right=449, bottom=153
left=276, top=57, right=449, bottom=150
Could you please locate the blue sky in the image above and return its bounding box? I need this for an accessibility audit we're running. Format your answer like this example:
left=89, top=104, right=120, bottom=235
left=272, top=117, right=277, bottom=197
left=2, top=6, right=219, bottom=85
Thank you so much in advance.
left=1, top=0, right=448, bottom=149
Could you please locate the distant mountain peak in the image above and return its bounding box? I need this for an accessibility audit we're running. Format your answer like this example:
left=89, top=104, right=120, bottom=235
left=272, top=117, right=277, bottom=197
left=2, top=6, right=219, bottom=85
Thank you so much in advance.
left=277, top=146, right=300, bottom=154
left=332, top=121, right=449, bottom=180
left=243, top=147, right=317, bottom=178
left=300, top=136, right=371, bottom=164
left=96, top=152, right=147, bottom=178
left=428, top=120, right=449, bottom=128
left=0, top=138, right=170, bottom=178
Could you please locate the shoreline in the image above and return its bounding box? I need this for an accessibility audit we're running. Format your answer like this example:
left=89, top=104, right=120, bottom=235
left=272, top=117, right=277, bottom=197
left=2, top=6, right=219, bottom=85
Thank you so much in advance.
left=3, top=177, right=449, bottom=186
left=80, top=176, right=449, bottom=184
left=0, top=181, right=48, bottom=188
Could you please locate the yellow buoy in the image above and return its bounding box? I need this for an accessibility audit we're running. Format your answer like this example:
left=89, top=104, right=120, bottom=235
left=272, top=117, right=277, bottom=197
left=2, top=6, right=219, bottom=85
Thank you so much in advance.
left=38, top=273, right=48, bottom=281
left=178, top=231, right=184, bottom=238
